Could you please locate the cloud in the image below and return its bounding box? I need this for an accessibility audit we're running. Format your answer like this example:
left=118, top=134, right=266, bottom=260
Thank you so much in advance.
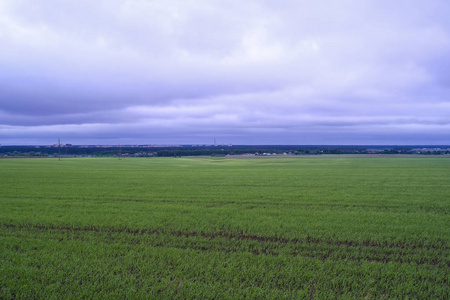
left=1, top=0, right=450, bottom=144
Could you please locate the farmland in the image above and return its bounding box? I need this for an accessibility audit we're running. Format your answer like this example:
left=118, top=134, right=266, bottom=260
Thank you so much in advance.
left=1, top=157, right=449, bottom=299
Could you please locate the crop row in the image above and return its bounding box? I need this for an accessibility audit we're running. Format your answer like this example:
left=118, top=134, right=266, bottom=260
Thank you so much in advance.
left=1, top=197, right=447, bottom=249
left=2, top=224, right=448, bottom=267
left=1, top=225, right=448, bottom=299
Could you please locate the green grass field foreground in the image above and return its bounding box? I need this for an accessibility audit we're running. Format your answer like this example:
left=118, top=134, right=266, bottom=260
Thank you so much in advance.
left=1, top=157, right=449, bottom=299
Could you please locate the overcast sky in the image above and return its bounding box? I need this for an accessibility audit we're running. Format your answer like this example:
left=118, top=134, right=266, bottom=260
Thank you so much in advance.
left=1, top=0, right=449, bottom=145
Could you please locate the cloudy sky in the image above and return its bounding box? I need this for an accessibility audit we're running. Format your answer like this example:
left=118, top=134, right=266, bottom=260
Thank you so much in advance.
left=1, top=0, right=449, bottom=145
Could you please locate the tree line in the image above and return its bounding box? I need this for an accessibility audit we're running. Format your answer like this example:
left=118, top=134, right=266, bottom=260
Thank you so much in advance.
left=1, top=145, right=449, bottom=157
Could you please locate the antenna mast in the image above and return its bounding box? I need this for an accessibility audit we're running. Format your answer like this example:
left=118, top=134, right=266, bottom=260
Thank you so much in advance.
left=58, top=138, right=61, bottom=161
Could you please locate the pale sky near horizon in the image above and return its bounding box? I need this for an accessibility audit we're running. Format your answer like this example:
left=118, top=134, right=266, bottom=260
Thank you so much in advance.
left=1, top=0, right=449, bottom=145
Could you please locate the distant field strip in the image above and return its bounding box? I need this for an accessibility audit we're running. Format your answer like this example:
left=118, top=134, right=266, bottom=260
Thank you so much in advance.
left=1, top=157, right=449, bottom=299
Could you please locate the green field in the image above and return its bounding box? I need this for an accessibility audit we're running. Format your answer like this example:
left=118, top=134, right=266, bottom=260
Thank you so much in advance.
left=1, top=157, right=449, bottom=299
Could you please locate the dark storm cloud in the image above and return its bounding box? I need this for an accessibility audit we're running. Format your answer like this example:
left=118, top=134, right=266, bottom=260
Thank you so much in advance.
left=1, top=0, right=450, bottom=144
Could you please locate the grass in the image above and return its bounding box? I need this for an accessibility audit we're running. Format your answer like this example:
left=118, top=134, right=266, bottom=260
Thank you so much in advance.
left=0, top=157, right=449, bottom=299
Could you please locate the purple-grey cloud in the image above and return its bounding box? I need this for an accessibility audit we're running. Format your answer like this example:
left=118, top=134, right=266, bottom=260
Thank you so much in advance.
left=0, top=0, right=450, bottom=145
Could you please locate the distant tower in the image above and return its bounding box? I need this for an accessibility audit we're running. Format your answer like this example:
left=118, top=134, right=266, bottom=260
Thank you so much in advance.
left=214, top=138, right=217, bottom=146
left=58, top=138, right=61, bottom=161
